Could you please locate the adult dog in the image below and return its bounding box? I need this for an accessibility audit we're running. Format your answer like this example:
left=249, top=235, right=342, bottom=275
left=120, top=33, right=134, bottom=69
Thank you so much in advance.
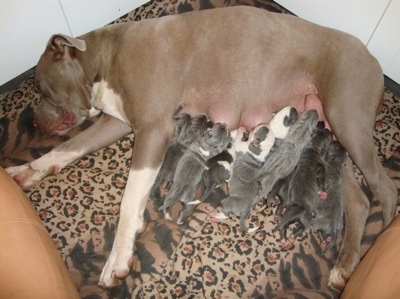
left=6, top=6, right=397, bottom=291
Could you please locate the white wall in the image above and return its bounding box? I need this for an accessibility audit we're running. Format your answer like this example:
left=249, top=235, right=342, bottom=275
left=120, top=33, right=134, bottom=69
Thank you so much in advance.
left=0, top=0, right=148, bottom=86
left=1, top=1, right=399, bottom=85
left=275, top=0, right=400, bottom=83
left=367, top=0, right=400, bottom=83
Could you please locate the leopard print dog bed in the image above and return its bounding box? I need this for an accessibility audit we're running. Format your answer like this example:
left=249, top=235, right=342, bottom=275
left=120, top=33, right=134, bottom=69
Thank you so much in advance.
left=1, top=0, right=399, bottom=298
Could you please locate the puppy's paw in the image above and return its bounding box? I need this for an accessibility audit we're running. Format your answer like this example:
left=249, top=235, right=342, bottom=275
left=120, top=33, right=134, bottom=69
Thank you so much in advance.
left=318, top=190, right=328, bottom=200
left=280, top=239, right=294, bottom=250
left=328, top=267, right=352, bottom=291
left=209, top=211, right=228, bottom=222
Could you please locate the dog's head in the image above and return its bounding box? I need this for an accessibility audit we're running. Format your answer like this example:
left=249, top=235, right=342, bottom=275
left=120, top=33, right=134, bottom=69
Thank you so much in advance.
left=34, top=34, right=91, bottom=135
left=196, top=123, right=231, bottom=157
left=269, top=106, right=298, bottom=139
left=173, top=113, right=192, bottom=139
left=190, top=114, right=209, bottom=137
left=179, top=114, right=209, bottom=147
left=326, top=141, right=347, bottom=166
left=287, top=109, right=319, bottom=141
left=310, top=128, right=333, bottom=155
left=248, top=124, right=275, bottom=158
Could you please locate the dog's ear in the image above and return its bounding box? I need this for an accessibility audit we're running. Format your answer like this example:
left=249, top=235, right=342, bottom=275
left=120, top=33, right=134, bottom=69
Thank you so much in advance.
left=46, top=34, right=87, bottom=59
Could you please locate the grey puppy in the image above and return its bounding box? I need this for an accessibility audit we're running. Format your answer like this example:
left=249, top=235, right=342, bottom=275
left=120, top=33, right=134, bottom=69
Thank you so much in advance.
left=186, top=128, right=241, bottom=205
left=273, top=128, right=333, bottom=249
left=210, top=124, right=275, bottom=232
left=150, top=113, right=209, bottom=212
left=159, top=123, right=232, bottom=224
left=256, top=109, right=320, bottom=201
left=313, top=140, right=347, bottom=252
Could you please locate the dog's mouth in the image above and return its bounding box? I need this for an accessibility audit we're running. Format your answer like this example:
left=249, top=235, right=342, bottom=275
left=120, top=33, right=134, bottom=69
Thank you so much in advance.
left=35, top=107, right=80, bottom=136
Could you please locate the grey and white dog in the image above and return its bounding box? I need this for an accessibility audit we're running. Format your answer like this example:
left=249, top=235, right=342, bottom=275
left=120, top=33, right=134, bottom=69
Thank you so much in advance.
left=256, top=109, right=320, bottom=201
left=210, top=124, right=275, bottom=232
left=150, top=113, right=208, bottom=212
left=273, top=128, right=333, bottom=249
left=159, top=123, right=232, bottom=224
left=313, top=140, right=347, bottom=252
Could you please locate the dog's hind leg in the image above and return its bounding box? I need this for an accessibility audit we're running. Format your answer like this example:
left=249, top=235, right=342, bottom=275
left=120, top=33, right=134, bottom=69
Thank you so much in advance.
left=323, top=63, right=397, bottom=228
left=321, top=56, right=397, bottom=291
left=328, top=159, right=370, bottom=291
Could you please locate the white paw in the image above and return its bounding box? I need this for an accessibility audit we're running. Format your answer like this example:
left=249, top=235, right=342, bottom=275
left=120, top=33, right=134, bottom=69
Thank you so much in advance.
left=186, top=199, right=201, bottom=205
left=6, top=164, right=49, bottom=190
left=5, top=164, right=29, bottom=177
left=165, top=212, right=173, bottom=221
left=99, top=248, right=133, bottom=289
left=327, top=266, right=348, bottom=291
left=247, top=226, right=260, bottom=233
left=209, top=211, right=229, bottom=222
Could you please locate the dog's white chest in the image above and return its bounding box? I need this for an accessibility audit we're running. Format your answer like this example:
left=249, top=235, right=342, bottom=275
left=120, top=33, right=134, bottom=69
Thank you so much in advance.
left=90, top=80, right=129, bottom=123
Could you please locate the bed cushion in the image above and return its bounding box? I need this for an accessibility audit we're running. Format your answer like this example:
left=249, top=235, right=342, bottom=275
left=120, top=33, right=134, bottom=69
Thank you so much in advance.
left=0, top=167, right=80, bottom=299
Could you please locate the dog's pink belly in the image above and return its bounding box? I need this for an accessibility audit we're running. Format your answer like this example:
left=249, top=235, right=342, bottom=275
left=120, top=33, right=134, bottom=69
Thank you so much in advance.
left=182, top=92, right=329, bottom=132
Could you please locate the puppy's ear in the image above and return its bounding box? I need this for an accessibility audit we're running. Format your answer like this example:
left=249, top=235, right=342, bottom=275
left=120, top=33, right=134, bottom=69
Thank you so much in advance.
left=46, top=34, right=86, bottom=59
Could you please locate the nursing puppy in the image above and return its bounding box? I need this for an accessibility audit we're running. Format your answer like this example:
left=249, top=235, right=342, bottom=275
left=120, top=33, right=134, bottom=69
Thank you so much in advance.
left=187, top=128, right=241, bottom=206
left=313, top=140, right=347, bottom=252
left=190, top=144, right=235, bottom=205
left=256, top=110, right=320, bottom=201
left=269, top=106, right=299, bottom=144
left=210, top=124, right=275, bottom=232
left=274, top=128, right=333, bottom=249
left=159, top=123, right=231, bottom=224
left=150, top=113, right=208, bottom=211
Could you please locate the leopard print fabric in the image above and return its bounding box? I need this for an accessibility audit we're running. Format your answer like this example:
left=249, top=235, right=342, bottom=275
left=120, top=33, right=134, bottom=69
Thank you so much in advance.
left=0, top=0, right=399, bottom=298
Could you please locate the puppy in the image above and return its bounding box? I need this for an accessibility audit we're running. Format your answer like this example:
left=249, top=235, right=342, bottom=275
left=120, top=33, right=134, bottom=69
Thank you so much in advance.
left=190, top=142, right=236, bottom=205
left=186, top=129, right=241, bottom=206
left=256, top=109, right=320, bottom=201
left=158, top=123, right=231, bottom=224
left=210, top=124, right=275, bottom=232
left=313, top=140, right=347, bottom=252
left=273, top=128, right=333, bottom=249
left=269, top=106, right=299, bottom=142
left=150, top=113, right=209, bottom=212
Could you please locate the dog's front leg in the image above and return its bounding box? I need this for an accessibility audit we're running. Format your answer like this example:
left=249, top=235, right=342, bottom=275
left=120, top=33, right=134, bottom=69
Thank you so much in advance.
left=328, top=158, right=370, bottom=291
left=6, top=114, right=132, bottom=190
left=99, top=125, right=171, bottom=288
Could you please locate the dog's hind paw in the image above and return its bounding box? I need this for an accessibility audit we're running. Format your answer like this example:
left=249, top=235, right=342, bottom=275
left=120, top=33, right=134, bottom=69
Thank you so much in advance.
left=328, top=267, right=352, bottom=291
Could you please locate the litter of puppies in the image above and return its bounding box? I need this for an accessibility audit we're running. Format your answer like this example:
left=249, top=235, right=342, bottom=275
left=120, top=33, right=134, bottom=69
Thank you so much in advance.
left=150, top=105, right=347, bottom=253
